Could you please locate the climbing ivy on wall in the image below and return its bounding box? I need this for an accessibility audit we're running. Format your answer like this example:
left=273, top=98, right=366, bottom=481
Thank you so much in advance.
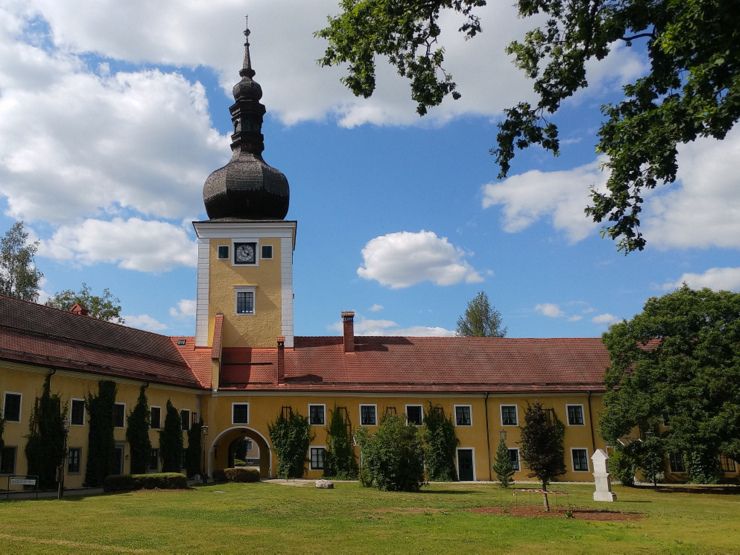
left=324, top=406, right=358, bottom=479
left=25, top=374, right=68, bottom=489
left=268, top=409, right=312, bottom=478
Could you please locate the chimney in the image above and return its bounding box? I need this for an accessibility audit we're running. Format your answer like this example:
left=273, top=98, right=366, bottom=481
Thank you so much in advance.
left=276, top=336, right=285, bottom=383
left=69, top=303, right=88, bottom=316
left=341, top=311, right=355, bottom=353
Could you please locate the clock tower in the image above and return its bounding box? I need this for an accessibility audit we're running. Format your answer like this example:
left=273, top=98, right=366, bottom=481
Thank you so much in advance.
left=193, top=23, right=296, bottom=350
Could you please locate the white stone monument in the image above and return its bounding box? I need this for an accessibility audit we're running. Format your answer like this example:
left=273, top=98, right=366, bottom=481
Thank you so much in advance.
left=592, top=449, right=617, bottom=502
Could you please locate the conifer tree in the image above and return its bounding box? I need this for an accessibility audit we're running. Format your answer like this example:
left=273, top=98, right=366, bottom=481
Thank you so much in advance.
left=185, top=419, right=202, bottom=478
left=520, top=402, right=565, bottom=511
left=422, top=404, right=458, bottom=481
left=492, top=437, right=515, bottom=488
left=126, top=385, right=151, bottom=474
left=85, top=380, right=116, bottom=486
left=324, top=407, right=358, bottom=479
left=25, top=374, right=67, bottom=489
left=159, top=400, right=183, bottom=472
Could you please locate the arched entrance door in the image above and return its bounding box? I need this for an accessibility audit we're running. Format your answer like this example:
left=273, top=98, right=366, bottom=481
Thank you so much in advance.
left=209, top=427, right=271, bottom=479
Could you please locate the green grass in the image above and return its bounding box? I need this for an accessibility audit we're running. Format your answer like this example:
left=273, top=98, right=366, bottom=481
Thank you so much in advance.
left=0, top=482, right=738, bottom=553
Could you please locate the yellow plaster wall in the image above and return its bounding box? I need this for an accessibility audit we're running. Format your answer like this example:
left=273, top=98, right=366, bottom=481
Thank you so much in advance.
left=207, top=238, right=283, bottom=348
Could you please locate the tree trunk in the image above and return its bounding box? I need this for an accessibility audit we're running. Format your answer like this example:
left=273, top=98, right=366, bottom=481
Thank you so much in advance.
left=542, top=482, right=550, bottom=512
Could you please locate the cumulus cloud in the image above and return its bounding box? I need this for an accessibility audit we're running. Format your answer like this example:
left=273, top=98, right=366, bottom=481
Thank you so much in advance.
left=39, top=218, right=197, bottom=272
left=357, top=230, right=483, bottom=289
left=369, top=304, right=384, bottom=313
left=535, top=303, right=565, bottom=318
left=329, top=317, right=456, bottom=337
left=169, top=298, right=197, bottom=318
left=124, top=313, right=167, bottom=332
left=592, top=313, right=619, bottom=325
left=662, top=267, right=740, bottom=292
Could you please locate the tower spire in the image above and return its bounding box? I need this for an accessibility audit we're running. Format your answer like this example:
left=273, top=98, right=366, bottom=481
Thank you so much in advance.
left=241, top=16, right=255, bottom=79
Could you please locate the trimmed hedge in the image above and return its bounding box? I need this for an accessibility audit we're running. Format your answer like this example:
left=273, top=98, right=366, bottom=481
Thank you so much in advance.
left=103, top=472, right=188, bottom=492
left=224, top=467, right=260, bottom=483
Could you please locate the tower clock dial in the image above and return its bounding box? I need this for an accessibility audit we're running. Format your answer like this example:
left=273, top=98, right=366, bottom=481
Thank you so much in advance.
left=234, top=242, right=257, bottom=264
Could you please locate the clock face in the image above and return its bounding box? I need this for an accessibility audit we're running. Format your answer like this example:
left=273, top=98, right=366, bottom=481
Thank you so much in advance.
left=234, top=242, right=256, bottom=264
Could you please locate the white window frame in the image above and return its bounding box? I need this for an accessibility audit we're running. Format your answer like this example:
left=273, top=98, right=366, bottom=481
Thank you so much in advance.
left=566, top=404, right=585, bottom=426
left=260, top=244, right=273, bottom=260
left=508, top=447, right=520, bottom=471
left=231, top=240, right=260, bottom=267
left=180, top=409, right=191, bottom=431
left=308, top=404, right=326, bottom=426
left=234, top=286, right=256, bottom=316
left=500, top=404, right=518, bottom=426
left=2, top=392, right=22, bottom=423
left=70, top=398, right=86, bottom=426
left=150, top=406, right=161, bottom=429
left=309, top=445, right=326, bottom=470
left=455, top=447, right=476, bottom=481
left=232, top=403, right=250, bottom=425
left=405, top=404, right=424, bottom=426
left=113, top=402, right=126, bottom=428
left=571, top=448, right=590, bottom=472
left=359, top=404, right=377, bottom=426
left=454, top=404, right=473, bottom=427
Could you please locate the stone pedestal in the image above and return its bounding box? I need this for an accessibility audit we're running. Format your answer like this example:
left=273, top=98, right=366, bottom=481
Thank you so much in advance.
left=592, top=449, right=616, bottom=502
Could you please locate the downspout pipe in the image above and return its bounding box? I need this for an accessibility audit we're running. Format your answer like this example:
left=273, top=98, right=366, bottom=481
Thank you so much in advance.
left=485, top=392, right=492, bottom=481
left=587, top=391, right=596, bottom=453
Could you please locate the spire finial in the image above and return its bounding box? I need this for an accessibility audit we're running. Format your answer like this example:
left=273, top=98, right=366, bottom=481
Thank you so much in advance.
left=241, top=15, right=255, bottom=79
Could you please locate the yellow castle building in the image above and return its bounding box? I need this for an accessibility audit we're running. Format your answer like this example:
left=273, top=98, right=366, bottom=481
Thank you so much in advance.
left=5, top=25, right=724, bottom=490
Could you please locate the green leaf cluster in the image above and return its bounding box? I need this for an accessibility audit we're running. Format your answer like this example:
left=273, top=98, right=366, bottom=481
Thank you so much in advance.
left=601, top=286, right=739, bottom=483
left=186, top=419, right=203, bottom=478
left=159, top=400, right=183, bottom=473
left=85, top=380, right=117, bottom=487
left=421, top=404, right=458, bottom=481
left=0, top=221, right=42, bottom=301
left=324, top=407, right=358, bottom=479
left=520, top=401, right=566, bottom=489
left=492, top=437, right=515, bottom=487
left=126, top=386, right=151, bottom=475
left=456, top=291, right=506, bottom=337
left=46, top=282, right=124, bottom=323
left=268, top=410, right=312, bottom=478
left=25, top=374, right=67, bottom=489
left=356, top=413, right=425, bottom=491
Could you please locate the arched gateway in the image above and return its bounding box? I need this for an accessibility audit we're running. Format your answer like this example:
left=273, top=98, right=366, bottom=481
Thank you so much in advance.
left=209, top=426, right=272, bottom=479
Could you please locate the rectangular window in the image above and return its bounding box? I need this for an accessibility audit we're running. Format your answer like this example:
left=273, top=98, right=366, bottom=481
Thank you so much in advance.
left=310, top=447, right=326, bottom=470
left=572, top=448, right=589, bottom=471
left=309, top=404, right=325, bottom=426
left=3, top=393, right=21, bottom=422
left=70, top=399, right=85, bottom=426
left=149, top=448, right=159, bottom=471
left=508, top=448, right=520, bottom=471
left=406, top=405, right=423, bottom=426
left=455, top=405, right=472, bottom=426
left=192, top=412, right=198, bottom=427
left=669, top=453, right=685, bottom=473
left=180, top=410, right=190, bottom=431
left=68, top=447, right=81, bottom=473
left=261, top=245, right=273, bottom=259
left=113, top=403, right=125, bottom=428
left=235, top=289, right=255, bottom=315
left=360, top=404, right=377, bottom=426
left=150, top=406, right=161, bottom=429
left=217, top=245, right=229, bottom=259
left=501, top=405, right=518, bottom=426
left=719, top=455, right=736, bottom=473
left=567, top=405, right=585, bottom=426
left=233, top=403, right=249, bottom=424
left=1, top=446, right=16, bottom=474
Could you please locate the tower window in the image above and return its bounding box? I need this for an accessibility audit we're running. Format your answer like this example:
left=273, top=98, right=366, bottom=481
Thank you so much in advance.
left=235, top=287, right=255, bottom=315
left=261, top=245, right=273, bottom=259
left=218, top=245, right=229, bottom=259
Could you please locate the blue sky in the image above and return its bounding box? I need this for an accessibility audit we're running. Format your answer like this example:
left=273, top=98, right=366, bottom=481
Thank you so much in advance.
left=0, top=1, right=737, bottom=338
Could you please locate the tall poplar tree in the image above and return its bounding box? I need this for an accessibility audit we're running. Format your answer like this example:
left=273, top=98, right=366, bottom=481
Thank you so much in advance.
left=160, top=400, right=183, bottom=472
left=25, top=374, right=67, bottom=489
left=85, top=381, right=116, bottom=486
left=126, top=386, right=151, bottom=475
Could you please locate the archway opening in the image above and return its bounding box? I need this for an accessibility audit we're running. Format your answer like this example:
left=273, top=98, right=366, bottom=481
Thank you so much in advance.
left=211, top=427, right=271, bottom=479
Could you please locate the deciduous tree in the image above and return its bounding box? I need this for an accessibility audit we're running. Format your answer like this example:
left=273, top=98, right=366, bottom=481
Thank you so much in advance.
left=0, top=221, right=42, bottom=301
left=456, top=291, right=506, bottom=337
left=318, top=1, right=740, bottom=252
left=520, top=401, right=565, bottom=510
left=47, top=282, right=124, bottom=323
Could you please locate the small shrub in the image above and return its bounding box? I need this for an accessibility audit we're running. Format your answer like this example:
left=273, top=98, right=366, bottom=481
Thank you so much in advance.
left=492, top=437, right=515, bottom=487
left=103, top=472, right=187, bottom=492
left=224, top=467, right=260, bottom=483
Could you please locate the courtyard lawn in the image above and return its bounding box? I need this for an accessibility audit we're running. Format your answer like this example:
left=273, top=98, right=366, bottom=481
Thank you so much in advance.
left=0, top=482, right=738, bottom=554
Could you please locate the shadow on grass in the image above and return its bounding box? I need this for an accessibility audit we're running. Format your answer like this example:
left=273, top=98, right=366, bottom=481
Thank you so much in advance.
left=419, top=489, right=475, bottom=495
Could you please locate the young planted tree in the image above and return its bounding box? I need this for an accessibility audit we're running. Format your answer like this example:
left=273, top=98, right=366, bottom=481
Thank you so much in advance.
left=126, top=386, right=151, bottom=475
left=0, top=221, right=43, bottom=301
left=422, top=404, right=458, bottom=481
left=85, top=380, right=116, bottom=486
left=159, top=400, right=183, bottom=473
left=640, top=435, right=666, bottom=487
left=356, top=413, right=425, bottom=492
left=324, top=407, right=358, bottom=479
left=492, top=437, right=515, bottom=488
left=268, top=409, right=312, bottom=478
left=520, top=402, right=566, bottom=511
left=186, top=419, right=203, bottom=478
left=456, top=292, right=506, bottom=337
left=25, top=374, right=67, bottom=489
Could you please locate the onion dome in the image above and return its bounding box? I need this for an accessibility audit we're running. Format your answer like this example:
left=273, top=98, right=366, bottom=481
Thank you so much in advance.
left=203, top=20, right=289, bottom=220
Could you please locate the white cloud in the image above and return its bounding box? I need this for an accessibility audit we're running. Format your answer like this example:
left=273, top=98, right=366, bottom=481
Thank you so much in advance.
left=662, top=267, right=740, bottom=292
left=535, top=303, right=564, bottom=318
left=592, top=313, right=619, bottom=325
left=329, top=317, right=456, bottom=337
left=169, top=298, right=197, bottom=318
left=124, top=313, right=167, bottom=332
left=369, top=303, right=384, bottom=313
left=357, top=230, right=483, bottom=288
left=39, top=218, right=196, bottom=272
left=482, top=158, right=605, bottom=242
